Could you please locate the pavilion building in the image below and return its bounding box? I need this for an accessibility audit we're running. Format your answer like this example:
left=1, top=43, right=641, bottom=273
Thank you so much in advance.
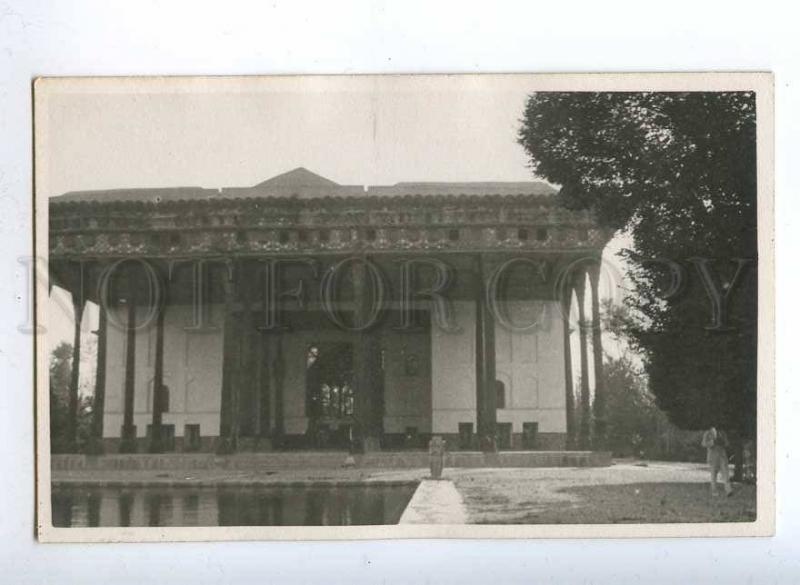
left=47, top=168, right=612, bottom=454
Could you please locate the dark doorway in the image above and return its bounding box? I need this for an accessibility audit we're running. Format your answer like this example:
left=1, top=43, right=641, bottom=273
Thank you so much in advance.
left=306, top=342, right=356, bottom=449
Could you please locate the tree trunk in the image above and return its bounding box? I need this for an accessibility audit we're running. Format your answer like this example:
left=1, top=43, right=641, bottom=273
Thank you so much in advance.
left=732, top=435, right=745, bottom=482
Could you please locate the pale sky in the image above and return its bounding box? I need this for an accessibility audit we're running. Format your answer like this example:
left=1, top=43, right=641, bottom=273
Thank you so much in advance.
left=42, top=77, right=631, bottom=368
left=43, top=76, right=539, bottom=197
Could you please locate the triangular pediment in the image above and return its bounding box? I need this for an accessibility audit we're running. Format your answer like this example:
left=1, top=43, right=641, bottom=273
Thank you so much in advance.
left=254, top=167, right=339, bottom=188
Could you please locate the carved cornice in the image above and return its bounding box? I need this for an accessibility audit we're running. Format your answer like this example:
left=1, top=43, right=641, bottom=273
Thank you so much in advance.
left=49, top=195, right=613, bottom=258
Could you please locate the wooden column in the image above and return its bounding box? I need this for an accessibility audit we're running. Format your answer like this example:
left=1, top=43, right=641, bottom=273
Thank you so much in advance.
left=88, top=304, right=108, bottom=454
left=256, top=330, right=272, bottom=448
left=231, top=314, right=244, bottom=447
left=148, top=300, right=167, bottom=453
left=588, top=262, right=606, bottom=448
left=67, top=297, right=85, bottom=451
left=273, top=336, right=285, bottom=446
left=119, top=271, right=139, bottom=453
left=254, top=332, right=262, bottom=440
left=574, top=271, right=592, bottom=450
left=217, top=263, right=237, bottom=454
left=561, top=288, right=576, bottom=450
left=352, top=258, right=382, bottom=452
left=237, top=263, right=257, bottom=444
left=475, top=255, right=497, bottom=453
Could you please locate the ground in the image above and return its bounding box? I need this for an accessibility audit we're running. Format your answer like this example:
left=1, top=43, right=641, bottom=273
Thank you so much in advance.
left=446, top=461, right=757, bottom=524
left=51, top=459, right=757, bottom=525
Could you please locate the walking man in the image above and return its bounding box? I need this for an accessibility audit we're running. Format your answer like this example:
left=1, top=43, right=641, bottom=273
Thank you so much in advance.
left=701, top=426, right=733, bottom=497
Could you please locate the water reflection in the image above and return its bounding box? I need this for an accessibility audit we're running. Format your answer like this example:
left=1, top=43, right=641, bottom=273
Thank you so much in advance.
left=51, top=484, right=416, bottom=527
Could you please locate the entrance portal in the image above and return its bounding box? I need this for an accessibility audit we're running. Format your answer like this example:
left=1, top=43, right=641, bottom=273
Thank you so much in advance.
left=306, top=342, right=356, bottom=449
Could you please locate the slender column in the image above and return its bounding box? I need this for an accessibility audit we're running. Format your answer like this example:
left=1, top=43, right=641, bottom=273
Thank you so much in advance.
left=588, top=262, right=606, bottom=448
left=67, top=297, right=85, bottom=451
left=231, top=313, right=243, bottom=446
left=119, top=272, right=139, bottom=453
left=574, top=271, right=592, bottom=449
left=256, top=330, right=272, bottom=448
left=561, top=288, right=576, bottom=450
left=254, top=331, right=262, bottom=439
left=475, top=255, right=497, bottom=453
left=217, top=263, right=236, bottom=454
left=273, top=336, right=285, bottom=446
left=148, top=300, right=167, bottom=453
left=88, top=304, right=108, bottom=454
left=237, top=263, right=256, bottom=442
left=352, top=258, right=382, bottom=451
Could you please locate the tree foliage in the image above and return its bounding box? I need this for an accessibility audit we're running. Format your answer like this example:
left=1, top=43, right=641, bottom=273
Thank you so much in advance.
left=50, top=342, right=93, bottom=452
left=600, top=355, right=656, bottom=456
left=519, top=92, right=757, bottom=441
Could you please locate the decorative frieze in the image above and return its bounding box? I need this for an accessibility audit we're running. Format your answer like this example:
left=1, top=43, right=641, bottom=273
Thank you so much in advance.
left=49, top=195, right=611, bottom=258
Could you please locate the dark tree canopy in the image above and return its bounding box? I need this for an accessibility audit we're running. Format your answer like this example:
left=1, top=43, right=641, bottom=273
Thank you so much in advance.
left=519, top=92, right=757, bottom=440
left=50, top=342, right=93, bottom=452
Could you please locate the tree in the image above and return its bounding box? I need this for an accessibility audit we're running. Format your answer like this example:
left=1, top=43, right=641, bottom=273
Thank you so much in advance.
left=598, top=301, right=704, bottom=462
left=601, top=355, right=655, bottom=457
left=50, top=342, right=93, bottom=453
left=519, top=92, right=757, bottom=478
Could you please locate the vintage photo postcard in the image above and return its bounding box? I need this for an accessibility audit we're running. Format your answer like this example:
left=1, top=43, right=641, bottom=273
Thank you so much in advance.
left=33, top=73, right=774, bottom=542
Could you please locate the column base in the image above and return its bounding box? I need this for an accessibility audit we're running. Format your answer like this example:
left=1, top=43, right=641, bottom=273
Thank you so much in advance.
left=254, top=436, right=273, bottom=451
left=148, top=425, right=165, bottom=454
left=362, top=436, right=381, bottom=452
left=119, top=425, right=138, bottom=453
left=479, top=433, right=498, bottom=454
left=85, top=437, right=105, bottom=455
left=216, top=436, right=236, bottom=455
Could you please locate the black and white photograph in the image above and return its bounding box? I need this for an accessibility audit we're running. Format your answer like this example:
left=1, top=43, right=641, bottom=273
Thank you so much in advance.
left=34, top=73, right=773, bottom=541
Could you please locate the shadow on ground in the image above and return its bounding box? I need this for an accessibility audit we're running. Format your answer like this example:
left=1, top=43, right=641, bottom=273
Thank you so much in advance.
left=468, top=482, right=757, bottom=524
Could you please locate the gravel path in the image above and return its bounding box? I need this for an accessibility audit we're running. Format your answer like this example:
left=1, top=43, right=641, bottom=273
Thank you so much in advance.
left=449, top=461, right=757, bottom=524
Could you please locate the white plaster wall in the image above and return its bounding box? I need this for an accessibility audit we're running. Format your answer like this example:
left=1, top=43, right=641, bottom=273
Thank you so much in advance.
left=430, top=300, right=567, bottom=435
left=101, top=299, right=565, bottom=440
left=101, top=305, right=126, bottom=436
left=494, top=300, right=566, bottom=433
left=103, top=303, right=224, bottom=438
left=431, top=300, right=477, bottom=433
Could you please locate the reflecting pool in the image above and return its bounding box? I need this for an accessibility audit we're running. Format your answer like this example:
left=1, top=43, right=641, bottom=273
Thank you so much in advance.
left=51, top=483, right=418, bottom=527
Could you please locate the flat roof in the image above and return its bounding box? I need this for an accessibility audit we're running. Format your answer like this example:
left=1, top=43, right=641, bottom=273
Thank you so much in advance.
left=51, top=167, right=558, bottom=205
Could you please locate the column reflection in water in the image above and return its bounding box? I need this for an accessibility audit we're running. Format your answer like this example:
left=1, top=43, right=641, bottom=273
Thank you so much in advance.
left=181, top=494, right=200, bottom=526
left=51, top=484, right=416, bottom=527
left=51, top=492, right=73, bottom=527
left=117, top=491, right=133, bottom=527
left=87, top=492, right=102, bottom=527
left=146, top=492, right=175, bottom=527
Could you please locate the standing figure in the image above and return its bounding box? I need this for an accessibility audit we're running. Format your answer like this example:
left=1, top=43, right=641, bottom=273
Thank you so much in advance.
left=701, top=426, right=733, bottom=497
left=429, top=436, right=446, bottom=479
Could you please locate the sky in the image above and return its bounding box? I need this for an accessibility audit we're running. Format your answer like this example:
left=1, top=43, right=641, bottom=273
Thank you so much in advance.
left=42, top=77, right=631, bottom=383
left=42, top=76, right=540, bottom=197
